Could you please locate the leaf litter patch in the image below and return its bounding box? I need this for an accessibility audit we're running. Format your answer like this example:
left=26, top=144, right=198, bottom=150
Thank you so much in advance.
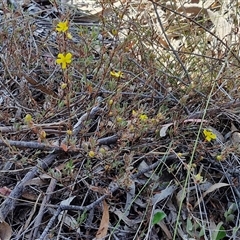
left=0, top=0, right=240, bottom=239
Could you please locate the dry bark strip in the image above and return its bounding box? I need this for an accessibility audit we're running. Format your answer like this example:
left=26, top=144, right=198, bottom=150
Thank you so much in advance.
left=187, top=100, right=240, bottom=119
left=0, top=134, right=119, bottom=152
left=0, top=139, right=63, bottom=152
left=31, top=177, right=57, bottom=239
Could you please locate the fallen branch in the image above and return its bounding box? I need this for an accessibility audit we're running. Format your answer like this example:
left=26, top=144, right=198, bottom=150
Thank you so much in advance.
left=0, top=139, right=62, bottom=152
left=0, top=133, right=119, bottom=152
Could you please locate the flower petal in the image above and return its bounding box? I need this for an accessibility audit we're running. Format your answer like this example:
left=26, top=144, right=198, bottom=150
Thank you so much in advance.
left=56, top=21, right=69, bottom=33
left=65, top=53, right=72, bottom=63
left=57, top=53, right=64, bottom=59
left=56, top=58, right=62, bottom=64
left=61, top=62, right=67, bottom=69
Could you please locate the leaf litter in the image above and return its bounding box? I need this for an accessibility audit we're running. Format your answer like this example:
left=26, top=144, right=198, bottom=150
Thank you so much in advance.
left=0, top=0, right=240, bottom=239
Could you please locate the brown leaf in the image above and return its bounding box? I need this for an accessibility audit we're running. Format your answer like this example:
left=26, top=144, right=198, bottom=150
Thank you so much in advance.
left=0, top=221, right=12, bottom=240
left=60, top=143, right=68, bottom=152
left=95, top=200, right=109, bottom=239
left=0, top=187, right=11, bottom=196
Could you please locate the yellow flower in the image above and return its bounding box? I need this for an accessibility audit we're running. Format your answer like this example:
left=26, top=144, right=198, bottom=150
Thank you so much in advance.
left=203, top=129, right=217, bottom=142
left=24, top=114, right=32, bottom=123
left=66, top=130, right=72, bottom=135
left=88, top=150, right=95, bottom=158
left=194, top=173, right=203, bottom=184
left=216, top=154, right=223, bottom=161
left=56, top=53, right=72, bottom=69
left=110, top=70, right=123, bottom=78
left=177, top=153, right=183, bottom=157
left=132, top=110, right=137, bottom=117
left=39, top=130, right=46, bottom=139
left=67, top=32, right=73, bottom=39
left=111, top=29, right=118, bottom=36
left=99, top=148, right=106, bottom=154
left=139, top=114, right=148, bottom=122
left=56, top=21, right=69, bottom=33
left=61, top=83, right=67, bottom=89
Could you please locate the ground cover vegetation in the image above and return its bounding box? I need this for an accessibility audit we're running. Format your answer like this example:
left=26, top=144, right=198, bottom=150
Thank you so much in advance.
left=0, top=0, right=240, bottom=239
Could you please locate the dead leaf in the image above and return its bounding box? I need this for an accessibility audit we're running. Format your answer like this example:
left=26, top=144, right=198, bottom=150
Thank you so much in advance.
left=57, top=196, right=81, bottom=234
left=22, top=73, right=58, bottom=98
left=183, top=119, right=208, bottom=124
left=0, top=221, right=12, bottom=240
left=176, top=182, right=212, bottom=207
left=88, top=185, right=109, bottom=195
left=138, top=160, right=159, bottom=180
left=207, top=9, right=232, bottom=41
left=176, top=3, right=206, bottom=15
left=124, top=180, right=135, bottom=216
left=24, top=177, right=48, bottom=187
left=0, top=187, right=11, bottom=196
left=22, top=191, right=40, bottom=201
left=194, top=183, right=230, bottom=208
left=158, top=221, right=172, bottom=239
left=159, top=123, right=173, bottom=137
left=152, top=185, right=176, bottom=205
left=203, top=182, right=230, bottom=197
left=165, top=0, right=216, bottom=15
left=60, top=143, right=68, bottom=152
left=231, top=131, right=240, bottom=148
left=231, top=122, right=239, bottom=132
left=231, top=123, right=240, bottom=151
left=113, top=209, right=142, bottom=227
left=95, top=200, right=109, bottom=239
left=159, top=119, right=208, bottom=137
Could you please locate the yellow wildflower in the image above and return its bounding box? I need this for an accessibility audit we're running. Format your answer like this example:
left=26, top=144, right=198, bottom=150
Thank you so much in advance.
left=116, top=117, right=123, bottom=123
left=216, top=154, right=223, bottom=161
left=110, top=70, right=123, bottom=78
left=61, top=83, right=67, bottom=89
left=24, top=114, right=32, bottom=123
left=111, top=29, right=118, bottom=36
left=186, top=163, right=196, bottom=172
left=194, top=173, right=203, bottom=184
left=56, top=21, right=69, bottom=33
left=39, top=130, right=46, bottom=139
left=67, top=32, right=73, bottom=39
left=177, top=153, right=183, bottom=157
left=88, top=150, right=95, bottom=158
left=132, top=110, right=137, bottom=117
left=203, top=129, right=217, bottom=142
left=66, top=130, right=72, bottom=135
left=56, top=53, right=72, bottom=69
left=99, top=148, right=106, bottom=154
left=139, top=114, right=148, bottom=122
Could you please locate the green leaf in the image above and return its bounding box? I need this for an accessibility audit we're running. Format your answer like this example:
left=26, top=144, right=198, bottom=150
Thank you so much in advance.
left=186, top=218, right=193, bottom=232
left=215, top=225, right=226, bottom=240
left=225, top=213, right=235, bottom=223
left=152, top=211, right=166, bottom=225
left=212, top=222, right=226, bottom=240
